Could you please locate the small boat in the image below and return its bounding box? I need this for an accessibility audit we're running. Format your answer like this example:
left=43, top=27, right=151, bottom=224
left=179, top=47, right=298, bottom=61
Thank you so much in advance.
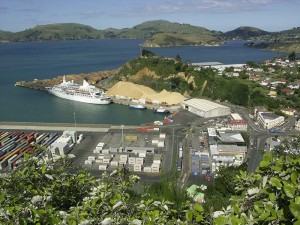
left=129, top=104, right=147, bottom=110
left=154, top=108, right=170, bottom=114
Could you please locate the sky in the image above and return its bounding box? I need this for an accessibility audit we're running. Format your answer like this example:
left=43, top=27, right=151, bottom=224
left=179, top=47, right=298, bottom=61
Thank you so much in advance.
left=0, top=0, right=299, bottom=32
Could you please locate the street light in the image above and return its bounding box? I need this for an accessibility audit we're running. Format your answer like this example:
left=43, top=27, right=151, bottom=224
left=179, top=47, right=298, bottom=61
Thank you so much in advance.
left=74, top=112, right=77, bottom=143
left=121, top=125, right=124, bottom=152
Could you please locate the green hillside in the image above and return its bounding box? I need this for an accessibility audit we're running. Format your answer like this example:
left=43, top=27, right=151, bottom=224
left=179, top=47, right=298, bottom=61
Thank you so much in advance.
left=7, top=23, right=106, bottom=42
left=223, top=26, right=271, bottom=40
left=243, top=27, right=300, bottom=53
left=117, top=20, right=223, bottom=46
left=0, top=20, right=223, bottom=46
left=0, top=30, right=13, bottom=41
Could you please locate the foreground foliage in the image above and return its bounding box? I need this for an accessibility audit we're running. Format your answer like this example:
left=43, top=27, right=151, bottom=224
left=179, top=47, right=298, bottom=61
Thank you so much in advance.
left=213, top=144, right=300, bottom=224
left=0, top=155, right=204, bottom=224
left=1, top=137, right=300, bottom=224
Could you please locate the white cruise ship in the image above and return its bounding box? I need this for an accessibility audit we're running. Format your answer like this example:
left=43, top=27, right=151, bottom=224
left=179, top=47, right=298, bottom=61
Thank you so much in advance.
left=46, top=76, right=112, bottom=105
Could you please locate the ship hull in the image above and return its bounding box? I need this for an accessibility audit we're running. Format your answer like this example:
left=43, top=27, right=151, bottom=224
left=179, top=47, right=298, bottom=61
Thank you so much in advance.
left=46, top=89, right=112, bottom=105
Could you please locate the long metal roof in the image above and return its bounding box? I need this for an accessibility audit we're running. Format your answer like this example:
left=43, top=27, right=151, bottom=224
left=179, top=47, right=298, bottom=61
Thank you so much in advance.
left=182, top=98, right=230, bottom=112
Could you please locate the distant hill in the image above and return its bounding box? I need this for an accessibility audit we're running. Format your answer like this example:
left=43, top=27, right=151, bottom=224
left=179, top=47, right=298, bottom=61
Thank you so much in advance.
left=0, top=20, right=223, bottom=46
left=0, top=23, right=105, bottom=42
left=0, top=30, right=13, bottom=41
left=223, top=26, right=271, bottom=40
left=1, top=21, right=299, bottom=51
left=243, top=27, right=300, bottom=53
left=132, top=20, right=223, bottom=47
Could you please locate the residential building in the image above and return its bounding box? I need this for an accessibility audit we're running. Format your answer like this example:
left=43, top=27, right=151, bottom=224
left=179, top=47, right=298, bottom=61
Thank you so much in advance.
left=257, top=112, right=285, bottom=129
left=268, top=91, right=277, bottom=98
left=249, top=74, right=260, bottom=81
left=281, top=108, right=296, bottom=116
left=282, top=88, right=295, bottom=95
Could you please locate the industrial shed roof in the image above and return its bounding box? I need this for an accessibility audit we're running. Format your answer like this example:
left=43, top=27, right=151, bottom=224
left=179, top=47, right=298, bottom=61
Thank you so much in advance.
left=182, top=99, right=230, bottom=112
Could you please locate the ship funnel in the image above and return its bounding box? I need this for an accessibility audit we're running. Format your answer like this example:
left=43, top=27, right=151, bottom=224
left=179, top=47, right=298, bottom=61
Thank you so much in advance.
left=83, top=78, right=89, bottom=87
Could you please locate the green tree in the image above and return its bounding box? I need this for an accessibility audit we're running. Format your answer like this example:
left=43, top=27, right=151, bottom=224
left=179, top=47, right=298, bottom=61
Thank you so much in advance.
left=288, top=51, right=296, bottom=61
left=175, top=54, right=182, bottom=62
left=141, top=49, right=155, bottom=57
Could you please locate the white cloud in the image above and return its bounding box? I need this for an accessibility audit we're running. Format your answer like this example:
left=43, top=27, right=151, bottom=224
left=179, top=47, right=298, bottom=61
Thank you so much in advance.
left=138, top=0, right=292, bottom=14
left=79, top=11, right=104, bottom=19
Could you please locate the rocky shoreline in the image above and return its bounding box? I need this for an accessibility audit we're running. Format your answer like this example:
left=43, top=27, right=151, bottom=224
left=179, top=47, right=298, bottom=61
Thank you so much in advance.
left=15, top=70, right=116, bottom=91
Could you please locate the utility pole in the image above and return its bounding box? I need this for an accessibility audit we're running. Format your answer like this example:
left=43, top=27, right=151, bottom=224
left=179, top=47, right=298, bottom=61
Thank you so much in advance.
left=121, top=125, right=124, bottom=152
left=74, top=112, right=77, bottom=143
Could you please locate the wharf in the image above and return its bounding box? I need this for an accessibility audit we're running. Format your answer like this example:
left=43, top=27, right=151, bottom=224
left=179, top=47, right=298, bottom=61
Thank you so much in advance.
left=112, top=97, right=180, bottom=113
left=0, top=122, right=140, bottom=132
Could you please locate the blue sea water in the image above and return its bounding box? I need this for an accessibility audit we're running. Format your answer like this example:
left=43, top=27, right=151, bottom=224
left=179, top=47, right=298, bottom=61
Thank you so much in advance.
left=0, top=39, right=281, bottom=125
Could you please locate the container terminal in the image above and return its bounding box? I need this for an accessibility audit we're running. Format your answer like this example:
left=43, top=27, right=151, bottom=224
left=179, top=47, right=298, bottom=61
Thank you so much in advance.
left=0, top=123, right=177, bottom=177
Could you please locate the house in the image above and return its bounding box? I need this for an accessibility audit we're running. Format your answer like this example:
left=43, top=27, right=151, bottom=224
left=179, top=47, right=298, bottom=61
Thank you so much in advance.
left=260, top=79, right=270, bottom=86
left=281, top=108, right=296, bottom=116
left=282, top=88, right=295, bottom=95
left=253, top=68, right=263, bottom=72
left=257, top=112, right=285, bottom=129
left=267, top=67, right=275, bottom=73
left=249, top=74, right=260, bottom=81
left=271, top=79, right=286, bottom=87
left=288, top=81, right=300, bottom=89
left=268, top=91, right=277, bottom=98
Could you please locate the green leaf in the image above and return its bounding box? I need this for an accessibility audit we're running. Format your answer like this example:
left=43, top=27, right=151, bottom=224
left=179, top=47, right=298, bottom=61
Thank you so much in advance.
left=277, top=209, right=284, bottom=218
left=192, top=204, right=203, bottom=212
left=270, top=165, right=282, bottom=172
left=290, top=204, right=300, bottom=219
left=260, top=160, right=270, bottom=168
left=196, top=215, right=203, bottom=222
left=291, top=171, right=298, bottom=185
left=283, top=181, right=295, bottom=198
left=42, top=165, right=46, bottom=174
left=214, top=216, right=229, bottom=225
left=186, top=210, right=193, bottom=221
left=254, top=204, right=262, bottom=213
left=295, top=196, right=300, bottom=204
left=19, top=218, right=27, bottom=225
left=269, top=193, right=276, bottom=201
left=259, top=211, right=270, bottom=220
left=263, top=153, right=271, bottom=162
left=0, top=193, right=4, bottom=202
left=269, top=177, right=282, bottom=188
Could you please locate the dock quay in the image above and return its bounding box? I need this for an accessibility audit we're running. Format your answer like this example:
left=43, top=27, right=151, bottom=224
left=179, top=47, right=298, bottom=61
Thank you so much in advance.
left=15, top=80, right=181, bottom=113
left=0, top=122, right=140, bottom=132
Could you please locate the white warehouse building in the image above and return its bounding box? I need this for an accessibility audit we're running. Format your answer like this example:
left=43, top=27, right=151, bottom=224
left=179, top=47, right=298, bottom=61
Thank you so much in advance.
left=181, top=98, right=231, bottom=118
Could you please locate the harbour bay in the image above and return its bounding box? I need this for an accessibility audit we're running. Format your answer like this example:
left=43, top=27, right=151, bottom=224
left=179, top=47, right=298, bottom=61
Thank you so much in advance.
left=0, top=39, right=282, bottom=125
